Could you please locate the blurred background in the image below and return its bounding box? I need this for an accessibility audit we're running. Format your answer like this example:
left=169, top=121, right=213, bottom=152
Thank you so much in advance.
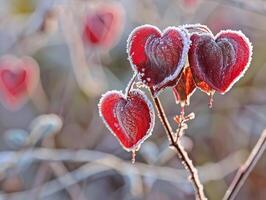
left=0, top=0, right=265, bottom=199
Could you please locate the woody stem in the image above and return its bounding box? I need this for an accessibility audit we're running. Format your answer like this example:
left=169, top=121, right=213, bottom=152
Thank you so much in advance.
left=151, top=91, right=207, bottom=200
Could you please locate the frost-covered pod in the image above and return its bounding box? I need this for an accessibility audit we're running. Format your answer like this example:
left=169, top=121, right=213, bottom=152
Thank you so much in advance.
left=188, top=30, right=253, bottom=94
left=98, top=89, right=155, bottom=152
left=127, top=25, right=191, bottom=96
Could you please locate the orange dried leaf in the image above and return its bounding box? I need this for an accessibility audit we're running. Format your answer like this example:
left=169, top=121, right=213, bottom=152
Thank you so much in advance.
left=173, top=67, right=196, bottom=106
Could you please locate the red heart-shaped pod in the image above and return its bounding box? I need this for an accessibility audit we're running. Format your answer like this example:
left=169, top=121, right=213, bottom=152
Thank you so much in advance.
left=173, top=66, right=196, bottom=106
left=99, top=89, right=155, bottom=151
left=127, top=25, right=190, bottom=96
left=83, top=2, right=124, bottom=49
left=0, top=55, right=40, bottom=110
left=188, top=30, right=252, bottom=94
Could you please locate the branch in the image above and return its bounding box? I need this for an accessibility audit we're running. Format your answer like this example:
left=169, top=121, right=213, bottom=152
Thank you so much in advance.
left=43, top=137, right=87, bottom=200
left=151, top=94, right=207, bottom=200
left=207, top=0, right=266, bottom=16
left=223, top=129, right=266, bottom=200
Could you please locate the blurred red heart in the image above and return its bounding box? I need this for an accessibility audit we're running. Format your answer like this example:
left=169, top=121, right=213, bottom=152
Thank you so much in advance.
left=0, top=55, right=39, bottom=110
left=83, top=3, right=124, bottom=48
left=99, top=89, right=154, bottom=151
left=173, top=67, right=196, bottom=106
left=181, top=0, right=199, bottom=9
left=128, top=25, right=190, bottom=96
left=188, top=30, right=252, bottom=94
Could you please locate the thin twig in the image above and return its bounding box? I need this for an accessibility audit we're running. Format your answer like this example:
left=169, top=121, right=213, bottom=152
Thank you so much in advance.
left=183, top=24, right=212, bottom=34
left=207, top=0, right=266, bottom=17
left=125, top=73, right=137, bottom=97
left=223, top=129, right=266, bottom=200
left=151, top=93, right=207, bottom=200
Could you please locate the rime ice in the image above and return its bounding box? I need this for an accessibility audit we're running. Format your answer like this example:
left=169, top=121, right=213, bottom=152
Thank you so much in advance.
left=98, top=89, right=155, bottom=152
left=188, top=30, right=253, bottom=94
left=127, top=25, right=191, bottom=96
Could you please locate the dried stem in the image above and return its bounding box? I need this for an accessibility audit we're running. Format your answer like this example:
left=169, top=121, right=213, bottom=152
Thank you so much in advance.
left=183, top=24, right=212, bottom=35
left=151, top=91, right=207, bottom=200
left=223, top=129, right=266, bottom=200
left=125, top=73, right=137, bottom=97
left=208, top=90, right=215, bottom=108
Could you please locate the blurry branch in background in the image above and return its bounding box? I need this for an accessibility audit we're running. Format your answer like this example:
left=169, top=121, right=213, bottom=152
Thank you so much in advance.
left=48, top=163, right=86, bottom=199
left=27, top=163, right=51, bottom=200
left=28, top=114, right=63, bottom=145
left=59, top=2, right=107, bottom=97
left=46, top=148, right=87, bottom=200
left=30, top=115, right=86, bottom=200
left=0, top=108, right=248, bottom=199
left=41, top=124, right=86, bottom=200
left=1, top=113, right=87, bottom=200
left=0, top=114, right=61, bottom=185
left=6, top=0, right=58, bottom=55
left=223, top=129, right=266, bottom=200
left=0, top=147, right=247, bottom=199
left=29, top=79, right=50, bottom=113
left=208, top=0, right=266, bottom=16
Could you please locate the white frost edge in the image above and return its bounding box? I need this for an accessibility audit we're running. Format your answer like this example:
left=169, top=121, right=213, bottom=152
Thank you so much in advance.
left=215, top=30, right=253, bottom=94
left=180, top=23, right=214, bottom=37
left=98, top=89, right=155, bottom=152
left=126, top=24, right=160, bottom=92
left=127, top=24, right=191, bottom=97
left=182, top=29, right=253, bottom=95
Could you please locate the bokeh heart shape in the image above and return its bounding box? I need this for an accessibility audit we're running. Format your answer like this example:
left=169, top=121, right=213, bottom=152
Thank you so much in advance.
left=83, top=2, right=125, bottom=49
left=0, top=55, right=40, bottom=110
